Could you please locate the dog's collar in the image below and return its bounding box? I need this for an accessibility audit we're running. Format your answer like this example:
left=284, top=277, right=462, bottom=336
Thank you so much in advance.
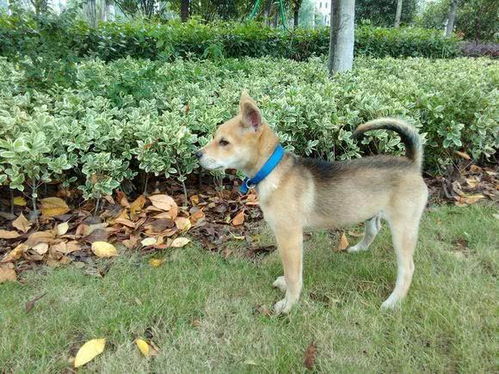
left=240, top=144, right=285, bottom=194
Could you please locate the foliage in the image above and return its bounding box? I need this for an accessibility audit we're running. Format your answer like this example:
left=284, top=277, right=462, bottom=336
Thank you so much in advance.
left=417, top=0, right=499, bottom=41
left=0, top=16, right=461, bottom=66
left=0, top=56, right=497, bottom=198
left=356, top=0, right=418, bottom=26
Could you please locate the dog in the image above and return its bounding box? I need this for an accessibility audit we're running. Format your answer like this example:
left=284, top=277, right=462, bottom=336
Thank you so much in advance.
left=196, top=91, right=428, bottom=314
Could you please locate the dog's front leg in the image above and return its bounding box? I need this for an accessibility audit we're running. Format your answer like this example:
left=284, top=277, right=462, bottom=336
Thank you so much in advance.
left=273, top=227, right=303, bottom=314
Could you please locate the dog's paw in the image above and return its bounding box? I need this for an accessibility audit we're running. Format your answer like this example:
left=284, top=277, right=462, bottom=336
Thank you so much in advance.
left=347, top=244, right=368, bottom=253
left=380, top=295, right=401, bottom=310
left=273, top=299, right=292, bottom=315
left=272, top=276, right=287, bottom=292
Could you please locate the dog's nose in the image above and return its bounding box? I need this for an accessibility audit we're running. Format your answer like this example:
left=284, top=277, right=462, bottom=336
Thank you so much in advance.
left=195, top=150, right=203, bottom=159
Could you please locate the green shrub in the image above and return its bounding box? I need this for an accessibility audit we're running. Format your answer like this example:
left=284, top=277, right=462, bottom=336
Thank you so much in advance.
left=0, top=56, right=497, bottom=199
left=0, top=16, right=461, bottom=65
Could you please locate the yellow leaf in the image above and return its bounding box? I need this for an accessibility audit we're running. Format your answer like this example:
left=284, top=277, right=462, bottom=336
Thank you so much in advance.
left=175, top=217, right=191, bottom=232
left=12, top=213, right=31, bottom=233
left=141, top=237, right=157, bottom=247
left=0, top=230, right=20, bottom=239
left=41, top=197, right=70, bottom=217
left=232, top=210, right=245, bottom=226
left=336, top=232, right=349, bottom=252
left=454, top=150, right=471, bottom=160
left=0, top=263, right=16, bottom=283
left=32, top=242, right=49, bottom=255
left=91, top=242, right=118, bottom=258
left=148, top=258, right=165, bottom=267
left=1, top=244, right=28, bottom=263
left=74, top=338, right=106, bottom=368
left=13, top=196, right=26, bottom=206
left=170, top=237, right=190, bottom=248
left=129, top=195, right=146, bottom=219
left=149, top=194, right=177, bottom=211
left=135, top=339, right=150, bottom=357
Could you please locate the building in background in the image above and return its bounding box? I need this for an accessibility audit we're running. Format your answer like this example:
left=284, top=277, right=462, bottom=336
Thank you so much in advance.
left=314, top=0, right=330, bottom=26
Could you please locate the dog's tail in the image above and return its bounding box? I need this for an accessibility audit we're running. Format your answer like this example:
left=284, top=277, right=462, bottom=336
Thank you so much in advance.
left=353, top=118, right=423, bottom=169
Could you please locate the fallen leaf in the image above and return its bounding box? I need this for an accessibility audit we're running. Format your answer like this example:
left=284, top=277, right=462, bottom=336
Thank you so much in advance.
left=13, top=196, right=27, bottom=206
left=115, top=218, right=136, bottom=228
left=123, top=235, right=139, bottom=249
left=135, top=338, right=158, bottom=357
left=12, top=213, right=31, bottom=233
left=0, top=264, right=16, bottom=283
left=25, top=292, right=47, bottom=313
left=0, top=230, right=20, bottom=239
left=190, top=209, right=205, bottom=224
left=40, top=197, right=70, bottom=217
left=149, top=194, right=177, bottom=211
left=32, top=242, right=49, bottom=255
left=148, top=258, right=165, bottom=267
left=1, top=244, right=28, bottom=263
left=25, top=231, right=55, bottom=247
left=130, top=195, right=146, bottom=219
left=170, top=237, right=190, bottom=248
left=304, top=341, right=317, bottom=370
left=56, top=222, right=69, bottom=236
left=336, top=232, right=349, bottom=252
left=454, top=150, right=471, bottom=160
left=74, top=338, right=106, bottom=368
left=116, top=191, right=130, bottom=207
left=348, top=230, right=364, bottom=238
left=456, top=194, right=485, bottom=206
left=91, top=242, right=118, bottom=258
left=175, top=217, right=191, bottom=232
left=141, top=237, right=157, bottom=247
left=232, top=210, right=245, bottom=226
left=190, top=195, right=199, bottom=205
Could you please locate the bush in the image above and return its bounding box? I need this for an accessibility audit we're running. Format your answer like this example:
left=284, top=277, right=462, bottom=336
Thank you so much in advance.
left=0, top=16, right=461, bottom=64
left=1, top=56, right=497, bottom=200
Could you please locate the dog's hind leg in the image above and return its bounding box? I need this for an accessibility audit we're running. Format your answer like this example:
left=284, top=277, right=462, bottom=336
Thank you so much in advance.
left=381, top=214, right=420, bottom=310
left=347, top=215, right=381, bottom=253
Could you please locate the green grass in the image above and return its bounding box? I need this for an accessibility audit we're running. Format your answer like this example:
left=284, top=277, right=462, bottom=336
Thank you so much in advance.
left=1, top=204, right=497, bottom=373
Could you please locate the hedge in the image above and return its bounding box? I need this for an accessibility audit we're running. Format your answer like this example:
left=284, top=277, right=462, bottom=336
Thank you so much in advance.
left=1, top=56, right=497, bottom=200
left=0, top=16, right=461, bottom=63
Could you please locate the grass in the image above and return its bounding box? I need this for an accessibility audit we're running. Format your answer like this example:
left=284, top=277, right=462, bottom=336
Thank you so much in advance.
left=0, top=203, right=497, bottom=373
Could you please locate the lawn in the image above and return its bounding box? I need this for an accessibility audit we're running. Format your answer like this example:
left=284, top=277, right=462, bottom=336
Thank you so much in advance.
left=0, top=203, right=497, bottom=373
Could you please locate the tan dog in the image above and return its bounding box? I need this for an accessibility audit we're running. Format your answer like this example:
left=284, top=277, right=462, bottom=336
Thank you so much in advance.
left=197, top=91, right=428, bottom=314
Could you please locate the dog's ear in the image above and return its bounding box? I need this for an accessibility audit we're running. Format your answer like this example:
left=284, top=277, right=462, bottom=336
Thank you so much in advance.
left=239, top=91, right=261, bottom=131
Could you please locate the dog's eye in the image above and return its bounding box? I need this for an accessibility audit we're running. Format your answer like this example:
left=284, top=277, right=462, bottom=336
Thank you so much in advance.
left=219, top=139, right=229, bottom=146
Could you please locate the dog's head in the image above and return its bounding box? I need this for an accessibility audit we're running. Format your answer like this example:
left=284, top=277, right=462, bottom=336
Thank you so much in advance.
left=196, top=91, right=264, bottom=171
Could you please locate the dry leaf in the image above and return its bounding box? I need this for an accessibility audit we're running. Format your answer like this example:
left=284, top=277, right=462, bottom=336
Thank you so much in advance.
left=336, top=232, right=349, bottom=252
left=25, top=231, right=55, bottom=247
left=74, top=338, right=106, bottom=368
left=91, top=242, right=118, bottom=258
left=190, top=195, right=200, bottom=205
left=32, top=243, right=49, bottom=255
left=149, top=194, right=177, bottom=211
left=40, top=197, right=70, bottom=217
left=56, top=222, right=69, bottom=236
left=454, top=151, right=471, bottom=160
left=0, top=230, right=20, bottom=239
left=148, top=258, right=165, bottom=267
left=130, top=195, right=146, bottom=219
left=0, top=264, right=16, bottom=283
left=170, top=237, right=190, bottom=248
left=115, top=218, right=136, bottom=228
left=304, top=341, right=317, bottom=370
left=1, top=244, right=28, bottom=263
left=13, top=196, right=27, bottom=206
left=190, top=209, right=205, bottom=224
left=232, top=210, right=245, bottom=226
left=141, top=237, right=157, bottom=247
left=12, top=213, right=31, bottom=233
left=175, top=217, right=191, bottom=232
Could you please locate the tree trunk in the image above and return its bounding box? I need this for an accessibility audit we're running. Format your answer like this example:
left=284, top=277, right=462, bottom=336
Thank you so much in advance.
left=264, top=0, right=272, bottom=26
left=328, top=0, right=355, bottom=75
left=445, top=0, right=458, bottom=37
left=394, top=0, right=402, bottom=28
left=294, top=8, right=299, bottom=28
left=180, top=0, right=189, bottom=22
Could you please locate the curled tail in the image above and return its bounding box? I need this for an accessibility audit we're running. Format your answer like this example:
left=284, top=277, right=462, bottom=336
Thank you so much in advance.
left=353, top=118, right=423, bottom=170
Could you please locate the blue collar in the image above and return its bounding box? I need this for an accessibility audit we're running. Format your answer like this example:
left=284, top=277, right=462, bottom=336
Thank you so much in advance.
left=240, top=144, right=285, bottom=194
